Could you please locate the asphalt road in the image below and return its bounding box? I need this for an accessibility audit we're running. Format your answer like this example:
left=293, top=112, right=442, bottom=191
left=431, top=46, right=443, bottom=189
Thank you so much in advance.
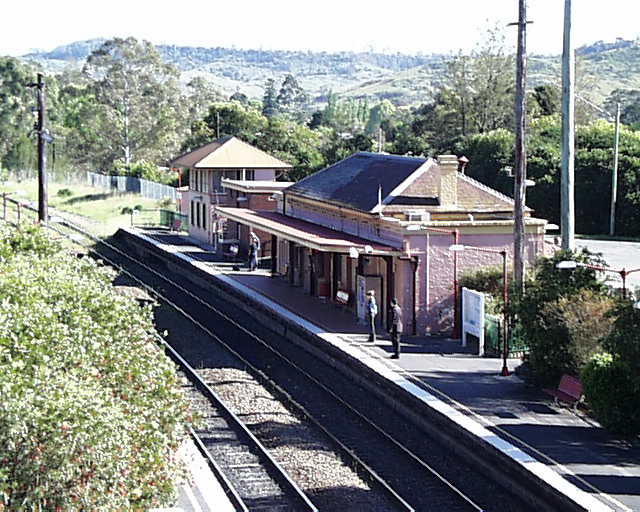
left=577, top=238, right=640, bottom=294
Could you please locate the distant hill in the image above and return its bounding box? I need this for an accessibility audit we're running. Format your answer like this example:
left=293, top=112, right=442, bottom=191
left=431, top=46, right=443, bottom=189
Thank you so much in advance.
left=20, top=37, right=640, bottom=107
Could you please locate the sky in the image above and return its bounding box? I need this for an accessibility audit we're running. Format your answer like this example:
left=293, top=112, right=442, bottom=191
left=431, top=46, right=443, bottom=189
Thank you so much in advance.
left=2, top=0, right=639, bottom=57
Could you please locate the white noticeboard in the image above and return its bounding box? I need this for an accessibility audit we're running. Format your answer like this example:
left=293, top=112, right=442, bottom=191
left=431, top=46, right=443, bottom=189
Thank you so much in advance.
left=357, top=275, right=367, bottom=322
left=462, top=287, right=485, bottom=356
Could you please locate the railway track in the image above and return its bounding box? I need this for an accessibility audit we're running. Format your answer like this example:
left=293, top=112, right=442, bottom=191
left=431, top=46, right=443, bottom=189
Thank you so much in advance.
left=164, top=339, right=318, bottom=512
left=0, top=206, right=316, bottom=511
left=3, top=205, right=534, bottom=511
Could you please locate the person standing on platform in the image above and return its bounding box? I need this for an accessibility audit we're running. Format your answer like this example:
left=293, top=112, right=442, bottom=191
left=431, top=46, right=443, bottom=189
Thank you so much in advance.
left=366, top=290, right=378, bottom=342
left=390, top=298, right=403, bottom=359
left=248, top=232, right=260, bottom=271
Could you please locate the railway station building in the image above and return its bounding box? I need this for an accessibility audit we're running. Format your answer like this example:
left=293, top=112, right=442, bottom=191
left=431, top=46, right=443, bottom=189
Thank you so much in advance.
left=215, top=152, right=549, bottom=336
left=170, top=136, right=294, bottom=255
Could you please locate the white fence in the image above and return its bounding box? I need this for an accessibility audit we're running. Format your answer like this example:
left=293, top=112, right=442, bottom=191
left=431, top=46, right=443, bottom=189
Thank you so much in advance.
left=4, top=169, right=178, bottom=201
left=86, top=172, right=177, bottom=201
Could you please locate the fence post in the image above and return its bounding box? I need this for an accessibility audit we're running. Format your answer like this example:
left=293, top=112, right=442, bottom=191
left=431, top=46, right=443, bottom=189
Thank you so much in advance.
left=17, top=202, right=21, bottom=222
left=2, top=193, right=5, bottom=220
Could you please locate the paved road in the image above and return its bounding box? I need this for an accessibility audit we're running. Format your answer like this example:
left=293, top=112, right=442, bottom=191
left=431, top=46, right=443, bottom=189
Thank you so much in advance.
left=577, top=239, right=640, bottom=294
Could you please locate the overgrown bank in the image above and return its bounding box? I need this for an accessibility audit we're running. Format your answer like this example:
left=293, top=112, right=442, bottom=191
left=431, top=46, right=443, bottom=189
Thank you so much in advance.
left=0, top=225, right=191, bottom=510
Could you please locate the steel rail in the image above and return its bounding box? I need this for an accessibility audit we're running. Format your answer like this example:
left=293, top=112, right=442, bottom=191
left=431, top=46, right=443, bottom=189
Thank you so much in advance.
left=3, top=208, right=315, bottom=512
left=4, top=205, right=483, bottom=511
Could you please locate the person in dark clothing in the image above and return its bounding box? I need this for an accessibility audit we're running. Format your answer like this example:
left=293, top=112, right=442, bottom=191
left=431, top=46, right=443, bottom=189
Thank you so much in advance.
left=390, top=298, right=403, bottom=358
left=248, top=232, right=260, bottom=271
left=248, top=240, right=258, bottom=271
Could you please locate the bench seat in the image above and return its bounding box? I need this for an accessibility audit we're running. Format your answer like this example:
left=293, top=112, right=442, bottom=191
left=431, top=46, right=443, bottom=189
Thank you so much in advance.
left=543, top=374, right=583, bottom=412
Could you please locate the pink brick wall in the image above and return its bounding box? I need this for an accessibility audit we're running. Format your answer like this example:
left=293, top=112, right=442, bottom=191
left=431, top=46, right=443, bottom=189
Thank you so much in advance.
left=406, top=232, right=544, bottom=334
left=248, top=193, right=277, bottom=211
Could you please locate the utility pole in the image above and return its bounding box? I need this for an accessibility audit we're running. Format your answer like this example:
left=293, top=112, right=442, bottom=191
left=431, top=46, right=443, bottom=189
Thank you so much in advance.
left=561, top=0, right=575, bottom=250
left=28, top=73, right=48, bottom=223
left=609, top=102, right=621, bottom=236
left=512, top=0, right=528, bottom=291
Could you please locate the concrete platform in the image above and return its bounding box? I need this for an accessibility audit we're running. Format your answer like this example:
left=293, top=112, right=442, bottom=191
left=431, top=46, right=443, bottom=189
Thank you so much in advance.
left=126, top=229, right=639, bottom=512
left=152, top=439, right=236, bottom=512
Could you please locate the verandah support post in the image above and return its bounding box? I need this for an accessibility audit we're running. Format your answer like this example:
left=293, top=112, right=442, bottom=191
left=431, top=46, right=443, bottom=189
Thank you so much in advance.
left=270, top=234, right=278, bottom=275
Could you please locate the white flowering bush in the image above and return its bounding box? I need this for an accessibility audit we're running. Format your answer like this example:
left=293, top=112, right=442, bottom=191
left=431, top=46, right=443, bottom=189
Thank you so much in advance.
left=0, top=226, right=190, bottom=510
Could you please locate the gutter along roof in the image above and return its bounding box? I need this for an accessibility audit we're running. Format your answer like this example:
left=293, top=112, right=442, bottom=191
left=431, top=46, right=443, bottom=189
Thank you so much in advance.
left=215, top=207, right=400, bottom=255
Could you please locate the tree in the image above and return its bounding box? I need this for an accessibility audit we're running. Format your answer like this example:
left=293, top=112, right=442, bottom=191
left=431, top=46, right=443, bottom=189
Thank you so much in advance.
left=0, top=57, right=37, bottom=169
left=184, top=77, right=224, bottom=122
left=262, top=79, right=279, bottom=119
left=276, top=74, right=308, bottom=120
left=82, top=37, right=185, bottom=171
left=256, top=118, right=326, bottom=180
left=532, top=85, right=561, bottom=117
left=229, top=90, right=249, bottom=104
left=440, top=27, right=515, bottom=137
left=604, top=88, right=640, bottom=128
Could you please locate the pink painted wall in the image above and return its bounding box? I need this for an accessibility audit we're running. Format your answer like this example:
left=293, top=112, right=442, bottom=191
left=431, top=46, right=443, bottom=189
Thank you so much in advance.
left=406, top=232, right=545, bottom=335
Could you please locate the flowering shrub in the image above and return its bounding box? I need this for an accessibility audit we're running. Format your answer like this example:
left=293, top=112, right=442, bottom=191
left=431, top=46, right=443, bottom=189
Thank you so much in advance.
left=0, top=227, right=190, bottom=510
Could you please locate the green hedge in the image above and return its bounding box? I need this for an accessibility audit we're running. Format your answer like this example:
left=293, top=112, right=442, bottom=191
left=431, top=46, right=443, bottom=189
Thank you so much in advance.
left=582, top=354, right=640, bottom=436
left=0, top=225, right=190, bottom=510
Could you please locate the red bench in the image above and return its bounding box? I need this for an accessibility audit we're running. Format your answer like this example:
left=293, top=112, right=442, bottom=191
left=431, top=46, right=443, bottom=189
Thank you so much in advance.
left=543, top=374, right=584, bottom=412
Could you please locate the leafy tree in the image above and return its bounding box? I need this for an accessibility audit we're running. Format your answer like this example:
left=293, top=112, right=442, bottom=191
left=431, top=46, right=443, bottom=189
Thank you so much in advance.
left=441, top=27, right=515, bottom=137
left=365, top=100, right=395, bottom=135
left=255, top=117, right=325, bottom=180
left=531, top=85, right=561, bottom=117
left=581, top=299, right=640, bottom=436
left=0, top=57, right=37, bottom=169
left=82, top=37, right=185, bottom=171
left=229, top=90, right=249, bottom=104
left=262, top=78, right=279, bottom=119
left=604, top=88, right=640, bottom=128
left=276, top=74, right=308, bottom=120
left=184, top=76, right=224, bottom=122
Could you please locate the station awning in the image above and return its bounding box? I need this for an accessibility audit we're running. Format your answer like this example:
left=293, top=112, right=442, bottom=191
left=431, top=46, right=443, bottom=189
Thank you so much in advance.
left=215, top=207, right=401, bottom=255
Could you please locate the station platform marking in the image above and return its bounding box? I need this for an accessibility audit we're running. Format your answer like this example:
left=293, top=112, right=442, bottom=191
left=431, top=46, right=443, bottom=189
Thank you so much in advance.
left=127, top=228, right=615, bottom=512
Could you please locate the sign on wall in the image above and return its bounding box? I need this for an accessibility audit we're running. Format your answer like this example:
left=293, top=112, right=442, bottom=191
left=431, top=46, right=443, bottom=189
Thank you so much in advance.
left=462, top=287, right=485, bottom=356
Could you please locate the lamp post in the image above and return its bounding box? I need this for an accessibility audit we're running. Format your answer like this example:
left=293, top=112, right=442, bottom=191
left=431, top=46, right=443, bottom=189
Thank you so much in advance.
left=556, top=260, right=640, bottom=299
left=449, top=244, right=510, bottom=376
left=407, top=225, right=460, bottom=338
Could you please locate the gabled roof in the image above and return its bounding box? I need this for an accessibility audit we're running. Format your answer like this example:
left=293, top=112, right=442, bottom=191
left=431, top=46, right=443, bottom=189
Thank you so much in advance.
left=170, top=136, right=292, bottom=169
left=286, top=152, right=429, bottom=213
left=287, top=151, right=530, bottom=215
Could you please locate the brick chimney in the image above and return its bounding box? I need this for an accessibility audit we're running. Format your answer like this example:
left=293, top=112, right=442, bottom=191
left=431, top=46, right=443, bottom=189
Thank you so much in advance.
left=437, top=155, right=459, bottom=209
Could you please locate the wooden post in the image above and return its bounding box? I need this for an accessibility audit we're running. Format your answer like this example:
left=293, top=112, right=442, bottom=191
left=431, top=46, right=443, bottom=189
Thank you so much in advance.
left=270, top=234, right=278, bottom=275
left=36, top=73, right=48, bottom=224
left=513, top=0, right=528, bottom=290
left=561, top=0, right=576, bottom=250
